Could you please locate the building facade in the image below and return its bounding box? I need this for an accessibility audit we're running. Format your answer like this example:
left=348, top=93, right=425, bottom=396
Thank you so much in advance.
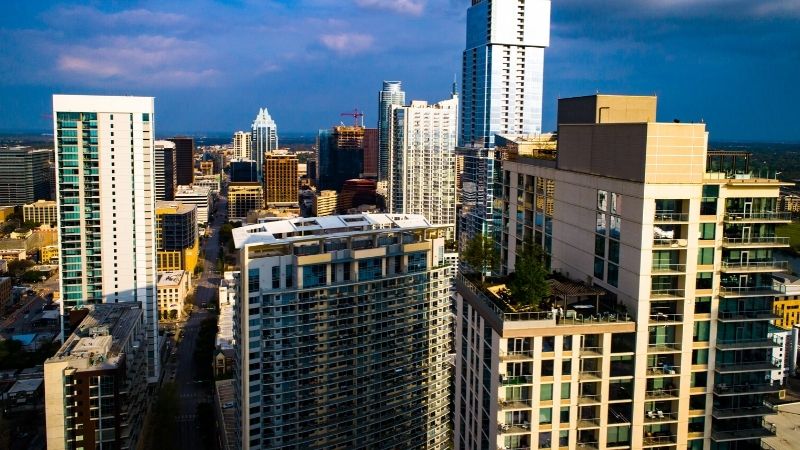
left=454, top=95, right=786, bottom=450
left=155, top=201, right=199, bottom=274
left=228, top=182, right=264, bottom=221
left=232, top=214, right=453, bottom=450
left=156, top=270, right=190, bottom=320
left=233, top=131, right=252, bottom=160
left=44, top=303, right=148, bottom=450
left=362, top=128, right=379, bottom=179
left=23, top=199, right=58, bottom=226
left=53, top=95, right=159, bottom=381
left=317, top=126, right=364, bottom=192
left=251, top=108, right=279, bottom=182
left=0, top=146, right=52, bottom=206
left=175, top=185, right=211, bottom=226
left=314, top=190, right=338, bottom=216
left=389, top=94, right=458, bottom=239
left=168, top=137, right=195, bottom=186
left=378, top=81, right=406, bottom=181
left=155, top=140, right=177, bottom=201
left=264, top=151, right=299, bottom=204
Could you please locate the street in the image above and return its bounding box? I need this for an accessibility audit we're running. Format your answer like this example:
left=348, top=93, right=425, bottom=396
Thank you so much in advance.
left=172, top=187, right=228, bottom=450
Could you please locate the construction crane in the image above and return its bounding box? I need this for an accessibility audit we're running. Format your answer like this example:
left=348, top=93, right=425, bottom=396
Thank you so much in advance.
left=340, top=109, right=365, bottom=127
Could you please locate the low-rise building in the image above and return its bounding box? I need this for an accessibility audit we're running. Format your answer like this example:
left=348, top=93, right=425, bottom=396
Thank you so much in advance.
left=22, top=200, right=58, bottom=226
left=227, top=182, right=264, bottom=221
left=0, top=277, right=11, bottom=310
left=313, top=189, right=337, bottom=216
left=773, top=273, right=800, bottom=329
left=175, top=185, right=211, bottom=225
left=216, top=271, right=238, bottom=349
left=40, top=245, right=59, bottom=264
left=194, top=174, right=221, bottom=194
left=156, top=270, right=191, bottom=321
left=44, top=303, right=148, bottom=450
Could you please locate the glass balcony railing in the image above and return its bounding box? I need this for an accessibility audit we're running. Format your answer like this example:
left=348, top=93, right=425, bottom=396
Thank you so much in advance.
left=715, top=358, right=781, bottom=373
left=715, top=337, right=781, bottom=350
left=724, top=211, right=791, bottom=222
left=651, top=263, right=686, bottom=274
left=711, top=420, right=776, bottom=442
left=654, top=212, right=689, bottom=222
left=721, top=236, right=790, bottom=247
left=713, top=381, right=782, bottom=396
left=720, top=260, right=788, bottom=272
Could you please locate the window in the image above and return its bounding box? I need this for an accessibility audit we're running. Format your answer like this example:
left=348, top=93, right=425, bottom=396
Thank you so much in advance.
left=693, top=321, right=710, bottom=342
left=540, top=384, right=553, bottom=401
left=302, top=264, right=326, bottom=288
left=696, top=272, right=713, bottom=290
left=560, top=383, right=570, bottom=399
left=594, top=257, right=604, bottom=279
left=695, top=296, right=711, bottom=314
left=595, top=234, right=606, bottom=257
left=692, top=348, right=709, bottom=364
left=699, top=223, right=715, bottom=240
left=611, top=193, right=621, bottom=214
left=610, top=216, right=621, bottom=239
left=607, top=264, right=618, bottom=287
left=697, top=248, right=714, bottom=265
left=539, top=407, right=552, bottom=424
left=597, top=190, right=608, bottom=211
left=247, top=268, right=259, bottom=291
left=596, top=213, right=606, bottom=234
left=608, top=240, right=620, bottom=264
left=271, top=266, right=280, bottom=289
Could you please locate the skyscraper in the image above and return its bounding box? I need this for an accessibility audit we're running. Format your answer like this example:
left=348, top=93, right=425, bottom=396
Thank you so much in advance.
left=362, top=127, right=379, bottom=178
left=264, top=151, right=298, bottom=205
left=232, top=131, right=252, bottom=160
left=169, top=136, right=196, bottom=186
left=389, top=93, right=458, bottom=239
left=460, top=0, right=551, bottom=147
left=317, top=126, right=364, bottom=192
left=458, top=0, right=551, bottom=251
left=155, top=201, right=199, bottom=274
left=53, top=94, right=159, bottom=381
left=0, top=146, right=52, bottom=206
left=155, top=140, right=177, bottom=201
left=455, top=95, right=783, bottom=450
left=378, top=81, right=405, bottom=181
left=232, top=214, right=453, bottom=450
left=251, top=108, right=278, bottom=181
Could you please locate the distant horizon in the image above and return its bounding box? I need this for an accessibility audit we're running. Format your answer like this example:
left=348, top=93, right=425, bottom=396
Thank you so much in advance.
left=1, top=129, right=799, bottom=146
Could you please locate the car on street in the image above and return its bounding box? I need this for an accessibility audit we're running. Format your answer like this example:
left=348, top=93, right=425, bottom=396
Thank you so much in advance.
left=222, top=402, right=234, bottom=409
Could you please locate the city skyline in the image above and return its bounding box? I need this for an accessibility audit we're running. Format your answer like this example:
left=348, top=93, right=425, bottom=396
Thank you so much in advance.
left=0, top=0, right=798, bottom=141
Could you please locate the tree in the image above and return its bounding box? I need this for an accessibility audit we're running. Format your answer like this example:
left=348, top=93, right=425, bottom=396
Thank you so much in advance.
left=462, top=233, right=499, bottom=283
left=506, top=241, right=550, bottom=309
left=7, top=259, right=35, bottom=277
left=169, top=309, right=178, bottom=320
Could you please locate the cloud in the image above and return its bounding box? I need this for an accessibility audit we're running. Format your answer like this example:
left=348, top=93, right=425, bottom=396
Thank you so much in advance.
left=54, top=35, right=219, bottom=87
left=556, top=0, right=800, bottom=19
left=47, top=6, right=188, bottom=28
left=319, top=33, right=375, bottom=54
left=355, top=0, right=425, bottom=16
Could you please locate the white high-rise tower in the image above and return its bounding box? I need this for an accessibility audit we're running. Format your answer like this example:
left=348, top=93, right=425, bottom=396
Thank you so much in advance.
left=53, top=94, right=160, bottom=381
left=460, top=0, right=551, bottom=147
left=378, top=81, right=405, bottom=181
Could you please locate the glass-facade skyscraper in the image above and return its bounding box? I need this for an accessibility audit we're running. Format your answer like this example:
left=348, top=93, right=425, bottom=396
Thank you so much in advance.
left=232, top=214, right=453, bottom=450
left=251, top=107, right=278, bottom=182
left=378, top=81, right=405, bottom=182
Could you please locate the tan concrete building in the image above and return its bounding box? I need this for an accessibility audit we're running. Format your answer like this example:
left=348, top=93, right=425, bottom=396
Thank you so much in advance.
left=40, top=244, right=59, bottom=264
left=0, top=206, right=14, bottom=222
left=264, top=151, right=298, bottom=205
left=313, top=190, right=338, bottom=216
left=232, top=131, right=252, bottom=160
left=44, top=303, right=148, bottom=450
left=157, top=270, right=191, bottom=320
left=23, top=200, right=57, bottom=226
left=228, top=182, right=264, bottom=221
left=455, top=95, right=787, bottom=450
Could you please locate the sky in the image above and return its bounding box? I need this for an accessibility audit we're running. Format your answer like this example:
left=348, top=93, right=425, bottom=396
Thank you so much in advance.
left=0, top=0, right=799, bottom=141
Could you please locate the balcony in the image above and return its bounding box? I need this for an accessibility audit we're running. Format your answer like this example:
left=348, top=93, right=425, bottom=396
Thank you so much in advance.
left=647, top=342, right=682, bottom=354
left=718, top=286, right=782, bottom=298
left=647, top=365, right=680, bottom=377
left=642, top=434, right=677, bottom=447
left=649, top=313, right=683, bottom=324
left=645, top=388, right=679, bottom=400
left=717, top=310, right=781, bottom=322
left=498, top=422, right=531, bottom=434
left=579, top=370, right=602, bottom=381
left=653, top=238, right=688, bottom=249
left=724, top=212, right=791, bottom=223
left=576, top=417, right=601, bottom=429
left=715, top=358, right=781, bottom=373
left=654, top=212, right=689, bottom=223
left=650, top=289, right=685, bottom=300
left=712, top=405, right=774, bottom=419
left=711, top=421, right=776, bottom=442
left=501, top=375, right=534, bottom=386
left=499, top=398, right=533, bottom=410
left=720, top=260, right=788, bottom=273
left=644, top=410, right=679, bottom=423
left=713, top=381, right=783, bottom=396
left=715, top=337, right=781, bottom=351
left=722, top=236, right=790, bottom=248
left=500, top=350, right=535, bottom=361
left=651, top=263, right=686, bottom=274
left=578, top=394, right=602, bottom=405
left=580, top=346, right=603, bottom=357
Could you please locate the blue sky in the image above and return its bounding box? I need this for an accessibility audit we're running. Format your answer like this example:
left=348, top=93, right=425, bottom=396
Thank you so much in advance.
left=1, top=0, right=798, bottom=141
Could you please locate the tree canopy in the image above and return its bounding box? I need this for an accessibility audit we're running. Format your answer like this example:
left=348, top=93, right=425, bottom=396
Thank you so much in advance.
left=506, top=241, right=550, bottom=308
left=462, top=233, right=499, bottom=281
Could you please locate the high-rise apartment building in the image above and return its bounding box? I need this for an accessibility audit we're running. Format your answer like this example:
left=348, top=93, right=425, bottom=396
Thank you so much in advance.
left=168, top=136, right=195, bottom=186
left=23, top=199, right=58, bottom=226
left=228, top=182, right=264, bottom=221
left=45, top=303, right=148, bottom=450
left=378, top=81, right=405, bottom=181
left=233, top=131, right=252, bottom=160
left=232, top=214, right=453, bottom=450
left=155, top=201, right=199, bottom=274
left=389, top=93, right=458, bottom=239
left=458, top=0, right=551, bottom=248
left=454, top=95, right=785, bottom=450
left=53, top=95, right=159, bottom=381
left=155, top=140, right=177, bottom=201
left=0, top=146, right=52, bottom=206
left=317, top=126, right=365, bottom=192
left=231, top=161, right=260, bottom=183
left=362, top=128, right=379, bottom=178
left=264, top=151, right=298, bottom=204
left=251, top=108, right=279, bottom=181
